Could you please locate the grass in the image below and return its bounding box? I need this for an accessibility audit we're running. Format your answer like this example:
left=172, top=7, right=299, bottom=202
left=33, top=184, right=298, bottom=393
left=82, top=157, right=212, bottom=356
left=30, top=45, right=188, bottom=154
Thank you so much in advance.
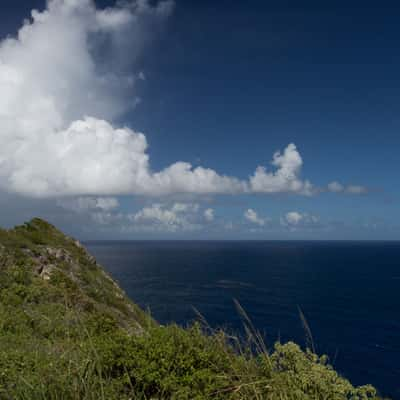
left=0, top=218, right=388, bottom=399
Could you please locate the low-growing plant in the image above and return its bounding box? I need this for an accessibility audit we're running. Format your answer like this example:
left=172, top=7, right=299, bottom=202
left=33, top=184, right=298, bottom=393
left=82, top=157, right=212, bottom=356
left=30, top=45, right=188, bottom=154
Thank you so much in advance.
left=0, top=219, right=388, bottom=400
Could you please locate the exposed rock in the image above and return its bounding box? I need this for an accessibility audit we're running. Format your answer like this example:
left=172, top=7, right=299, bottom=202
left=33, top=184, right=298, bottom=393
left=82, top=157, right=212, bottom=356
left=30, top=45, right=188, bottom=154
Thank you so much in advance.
left=38, top=264, right=56, bottom=281
left=44, top=247, right=73, bottom=264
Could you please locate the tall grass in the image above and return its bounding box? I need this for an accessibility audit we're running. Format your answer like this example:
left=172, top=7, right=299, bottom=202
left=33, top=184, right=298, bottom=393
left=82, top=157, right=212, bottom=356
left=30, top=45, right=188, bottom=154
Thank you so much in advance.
left=1, top=300, right=383, bottom=400
left=0, top=219, right=387, bottom=399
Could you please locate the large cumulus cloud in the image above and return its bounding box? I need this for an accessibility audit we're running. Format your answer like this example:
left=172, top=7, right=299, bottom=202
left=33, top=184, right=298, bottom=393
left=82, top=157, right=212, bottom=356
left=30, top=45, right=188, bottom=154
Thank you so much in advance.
left=0, top=0, right=171, bottom=197
left=0, top=0, right=354, bottom=199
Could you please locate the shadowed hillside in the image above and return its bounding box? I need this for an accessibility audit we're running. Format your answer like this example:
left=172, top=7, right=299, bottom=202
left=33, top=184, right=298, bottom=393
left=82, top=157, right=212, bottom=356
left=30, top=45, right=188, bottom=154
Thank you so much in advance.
left=0, top=219, right=386, bottom=399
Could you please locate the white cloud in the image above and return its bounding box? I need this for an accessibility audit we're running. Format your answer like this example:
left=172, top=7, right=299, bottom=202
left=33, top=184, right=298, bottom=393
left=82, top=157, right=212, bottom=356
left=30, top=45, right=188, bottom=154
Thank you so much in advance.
left=328, top=181, right=344, bottom=193
left=0, top=0, right=172, bottom=197
left=58, top=196, right=119, bottom=212
left=244, top=208, right=265, bottom=226
left=346, top=185, right=367, bottom=194
left=95, top=5, right=134, bottom=29
left=327, top=182, right=367, bottom=194
left=283, top=211, right=304, bottom=226
left=281, top=211, right=319, bottom=230
left=6, top=118, right=153, bottom=197
left=57, top=198, right=215, bottom=232
left=250, top=144, right=314, bottom=196
left=0, top=1, right=363, bottom=200
left=95, top=197, right=120, bottom=211
left=57, top=195, right=121, bottom=226
left=90, top=211, right=124, bottom=226
left=204, top=208, right=215, bottom=222
left=146, top=163, right=247, bottom=196
left=129, top=203, right=201, bottom=232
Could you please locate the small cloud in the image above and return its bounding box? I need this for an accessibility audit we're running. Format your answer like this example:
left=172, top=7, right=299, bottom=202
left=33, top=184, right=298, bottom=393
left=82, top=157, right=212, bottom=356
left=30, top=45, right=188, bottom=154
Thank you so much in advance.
left=204, top=208, right=215, bottom=222
left=283, top=211, right=303, bottom=225
left=244, top=208, right=266, bottom=226
left=129, top=202, right=201, bottom=232
left=281, top=211, right=319, bottom=231
left=327, top=182, right=367, bottom=194
left=328, top=181, right=344, bottom=193
left=249, top=144, right=314, bottom=196
left=346, top=185, right=367, bottom=194
left=58, top=197, right=119, bottom=213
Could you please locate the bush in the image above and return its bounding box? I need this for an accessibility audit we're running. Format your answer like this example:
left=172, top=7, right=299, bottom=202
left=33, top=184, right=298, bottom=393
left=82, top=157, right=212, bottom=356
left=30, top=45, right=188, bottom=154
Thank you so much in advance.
left=0, top=219, right=387, bottom=400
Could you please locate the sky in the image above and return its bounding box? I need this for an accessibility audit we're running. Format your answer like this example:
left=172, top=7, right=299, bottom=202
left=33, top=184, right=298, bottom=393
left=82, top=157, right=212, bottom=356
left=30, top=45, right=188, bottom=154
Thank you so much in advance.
left=0, top=0, right=399, bottom=240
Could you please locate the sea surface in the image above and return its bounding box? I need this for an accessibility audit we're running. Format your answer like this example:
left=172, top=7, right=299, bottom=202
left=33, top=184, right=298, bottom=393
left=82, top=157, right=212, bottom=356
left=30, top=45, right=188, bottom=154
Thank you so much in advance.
left=85, top=241, right=400, bottom=399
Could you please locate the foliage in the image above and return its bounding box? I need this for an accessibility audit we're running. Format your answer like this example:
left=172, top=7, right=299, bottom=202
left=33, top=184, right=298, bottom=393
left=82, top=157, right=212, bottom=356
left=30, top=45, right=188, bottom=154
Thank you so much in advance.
left=0, top=219, right=387, bottom=400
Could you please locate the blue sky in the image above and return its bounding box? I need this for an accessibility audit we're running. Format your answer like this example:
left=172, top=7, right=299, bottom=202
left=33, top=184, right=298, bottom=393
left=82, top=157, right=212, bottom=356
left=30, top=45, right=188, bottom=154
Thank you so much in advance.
left=0, top=0, right=399, bottom=239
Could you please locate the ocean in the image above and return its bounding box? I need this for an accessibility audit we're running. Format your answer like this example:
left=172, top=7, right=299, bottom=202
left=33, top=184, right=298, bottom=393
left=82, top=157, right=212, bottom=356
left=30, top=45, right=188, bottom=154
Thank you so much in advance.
left=85, top=241, right=400, bottom=399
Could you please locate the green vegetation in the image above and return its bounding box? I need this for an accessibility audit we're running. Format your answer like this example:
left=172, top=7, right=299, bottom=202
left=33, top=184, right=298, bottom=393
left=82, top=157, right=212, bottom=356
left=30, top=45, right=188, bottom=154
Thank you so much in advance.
left=0, top=219, right=386, bottom=399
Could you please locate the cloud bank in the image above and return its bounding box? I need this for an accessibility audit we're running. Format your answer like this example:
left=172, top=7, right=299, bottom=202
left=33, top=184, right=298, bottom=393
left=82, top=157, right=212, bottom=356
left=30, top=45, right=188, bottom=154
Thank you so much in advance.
left=0, top=0, right=363, bottom=200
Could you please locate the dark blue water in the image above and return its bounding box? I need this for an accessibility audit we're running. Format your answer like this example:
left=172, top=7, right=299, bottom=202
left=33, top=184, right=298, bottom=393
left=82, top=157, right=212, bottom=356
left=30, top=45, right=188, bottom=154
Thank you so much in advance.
left=85, top=241, right=400, bottom=399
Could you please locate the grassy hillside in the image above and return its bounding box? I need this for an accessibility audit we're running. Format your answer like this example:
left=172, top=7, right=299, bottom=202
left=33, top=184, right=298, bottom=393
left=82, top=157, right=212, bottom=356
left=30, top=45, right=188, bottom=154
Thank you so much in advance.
left=0, top=219, right=385, bottom=399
